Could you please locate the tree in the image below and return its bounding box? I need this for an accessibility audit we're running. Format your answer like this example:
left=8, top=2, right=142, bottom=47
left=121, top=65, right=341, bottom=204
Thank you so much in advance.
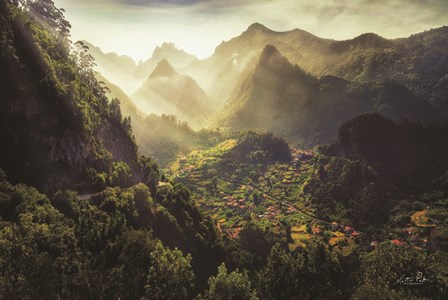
left=257, top=244, right=299, bottom=300
left=355, top=242, right=447, bottom=299
left=26, top=0, right=72, bottom=39
left=109, top=161, right=131, bottom=187
left=203, top=264, right=258, bottom=300
left=109, top=98, right=122, bottom=123
left=50, top=189, right=79, bottom=219
left=144, top=242, right=195, bottom=300
left=110, top=230, right=156, bottom=299
left=238, top=222, right=281, bottom=268
left=252, top=191, right=262, bottom=205
left=257, top=242, right=343, bottom=300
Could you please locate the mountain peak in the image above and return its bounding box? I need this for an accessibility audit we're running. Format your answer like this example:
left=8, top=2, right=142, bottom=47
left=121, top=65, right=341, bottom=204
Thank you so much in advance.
left=260, top=44, right=281, bottom=58
left=149, top=59, right=177, bottom=78
left=152, top=42, right=196, bottom=60
left=331, top=32, right=393, bottom=52
left=257, top=44, right=286, bottom=68
left=353, top=32, right=389, bottom=45
left=158, top=42, right=178, bottom=51
left=255, top=44, right=309, bottom=80
left=245, top=22, right=272, bottom=34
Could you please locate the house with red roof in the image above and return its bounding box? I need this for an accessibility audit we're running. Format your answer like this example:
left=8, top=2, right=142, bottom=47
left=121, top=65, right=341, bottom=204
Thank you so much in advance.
left=391, top=239, right=407, bottom=246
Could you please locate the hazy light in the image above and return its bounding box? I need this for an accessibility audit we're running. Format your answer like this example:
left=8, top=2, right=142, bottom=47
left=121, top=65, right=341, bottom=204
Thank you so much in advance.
left=54, top=0, right=448, bottom=62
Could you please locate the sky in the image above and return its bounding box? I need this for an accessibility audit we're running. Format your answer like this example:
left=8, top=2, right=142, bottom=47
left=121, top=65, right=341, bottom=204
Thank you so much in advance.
left=53, top=0, right=448, bottom=62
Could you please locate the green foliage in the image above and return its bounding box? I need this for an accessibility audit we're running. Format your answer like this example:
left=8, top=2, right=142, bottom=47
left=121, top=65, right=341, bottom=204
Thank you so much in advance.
left=238, top=222, right=284, bottom=268
left=307, top=115, right=448, bottom=228
left=155, top=183, right=225, bottom=288
left=257, top=242, right=343, bottom=300
left=109, top=229, right=156, bottom=298
left=355, top=243, right=447, bottom=299
left=51, top=189, right=79, bottom=218
left=203, top=264, right=258, bottom=300
left=229, top=130, right=292, bottom=163
left=145, top=242, right=195, bottom=300
left=0, top=1, right=139, bottom=192
left=0, top=183, right=84, bottom=299
left=109, top=161, right=131, bottom=187
left=0, top=171, right=205, bottom=299
left=2, top=2, right=448, bottom=299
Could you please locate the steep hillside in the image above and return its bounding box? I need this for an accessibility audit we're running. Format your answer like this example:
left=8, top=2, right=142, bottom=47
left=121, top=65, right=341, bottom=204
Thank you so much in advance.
left=0, top=1, right=140, bottom=192
left=132, top=59, right=213, bottom=129
left=96, top=73, right=146, bottom=137
left=213, top=45, right=439, bottom=146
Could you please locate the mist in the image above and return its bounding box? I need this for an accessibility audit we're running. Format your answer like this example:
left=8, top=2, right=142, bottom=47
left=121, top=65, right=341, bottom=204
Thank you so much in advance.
left=54, top=0, right=448, bottom=61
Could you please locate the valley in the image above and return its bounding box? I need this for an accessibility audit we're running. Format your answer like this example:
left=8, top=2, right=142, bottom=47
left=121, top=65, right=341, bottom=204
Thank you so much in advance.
left=1, top=1, right=448, bottom=299
left=162, top=130, right=446, bottom=258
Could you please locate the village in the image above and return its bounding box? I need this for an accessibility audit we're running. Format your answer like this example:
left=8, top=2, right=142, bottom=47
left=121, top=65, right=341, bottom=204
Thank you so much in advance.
left=168, top=140, right=443, bottom=255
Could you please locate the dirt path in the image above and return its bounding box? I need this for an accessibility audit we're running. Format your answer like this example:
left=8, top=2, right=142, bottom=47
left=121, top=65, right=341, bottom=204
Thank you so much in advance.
left=77, top=193, right=100, bottom=201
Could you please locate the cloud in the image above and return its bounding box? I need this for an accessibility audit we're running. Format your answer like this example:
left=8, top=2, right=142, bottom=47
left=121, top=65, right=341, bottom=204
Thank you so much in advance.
left=53, top=0, right=448, bottom=61
left=115, top=0, right=203, bottom=7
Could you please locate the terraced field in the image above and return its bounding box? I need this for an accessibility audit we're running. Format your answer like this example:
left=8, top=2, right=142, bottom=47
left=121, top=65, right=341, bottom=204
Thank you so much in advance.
left=166, top=138, right=360, bottom=254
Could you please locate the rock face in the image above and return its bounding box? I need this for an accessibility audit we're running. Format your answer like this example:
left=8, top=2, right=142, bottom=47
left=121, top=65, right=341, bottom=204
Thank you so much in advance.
left=132, top=59, right=213, bottom=129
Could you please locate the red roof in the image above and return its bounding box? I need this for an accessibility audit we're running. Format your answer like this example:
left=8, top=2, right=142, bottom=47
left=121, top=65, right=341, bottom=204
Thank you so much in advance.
left=344, top=226, right=354, bottom=233
left=312, top=227, right=322, bottom=234
left=391, top=239, right=406, bottom=246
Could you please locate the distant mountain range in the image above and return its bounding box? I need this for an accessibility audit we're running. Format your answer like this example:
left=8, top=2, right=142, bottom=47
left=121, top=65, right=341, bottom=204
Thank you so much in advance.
left=185, top=23, right=448, bottom=110
left=85, top=23, right=448, bottom=146
left=134, top=42, right=197, bottom=81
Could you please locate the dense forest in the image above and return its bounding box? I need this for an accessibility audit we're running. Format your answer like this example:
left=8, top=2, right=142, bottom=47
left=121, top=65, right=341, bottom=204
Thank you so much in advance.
left=0, top=1, right=447, bottom=299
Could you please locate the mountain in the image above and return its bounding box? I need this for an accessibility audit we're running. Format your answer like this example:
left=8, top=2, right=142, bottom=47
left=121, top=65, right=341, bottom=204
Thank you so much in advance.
left=134, top=42, right=197, bottom=80
left=0, top=2, right=140, bottom=192
left=309, top=114, right=448, bottom=227
left=185, top=23, right=448, bottom=110
left=83, top=41, right=140, bottom=94
left=323, top=27, right=448, bottom=110
left=132, top=59, right=213, bottom=129
left=183, top=22, right=333, bottom=103
left=213, top=45, right=439, bottom=146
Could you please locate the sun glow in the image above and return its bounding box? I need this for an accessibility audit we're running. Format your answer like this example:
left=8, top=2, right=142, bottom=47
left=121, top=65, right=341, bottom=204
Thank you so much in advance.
left=54, top=0, right=448, bottom=64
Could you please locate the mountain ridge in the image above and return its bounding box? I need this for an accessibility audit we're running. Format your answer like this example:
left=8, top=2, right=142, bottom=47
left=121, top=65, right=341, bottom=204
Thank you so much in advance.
left=134, top=42, right=197, bottom=80
left=183, top=23, right=448, bottom=111
left=213, top=44, right=440, bottom=146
